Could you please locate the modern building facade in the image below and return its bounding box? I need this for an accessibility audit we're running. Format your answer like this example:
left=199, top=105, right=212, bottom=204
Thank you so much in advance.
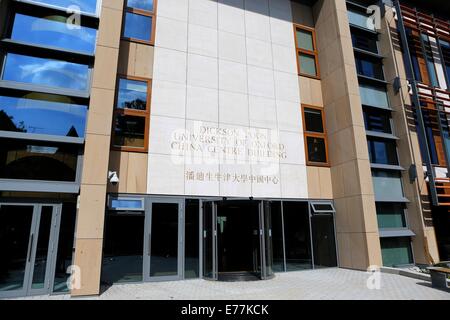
left=0, top=0, right=448, bottom=298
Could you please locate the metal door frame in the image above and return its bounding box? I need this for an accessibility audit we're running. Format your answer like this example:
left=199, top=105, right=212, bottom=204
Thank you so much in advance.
left=27, top=204, right=61, bottom=296
left=0, top=202, right=61, bottom=298
left=260, top=201, right=274, bottom=279
left=201, top=200, right=218, bottom=280
left=143, top=198, right=184, bottom=282
left=201, top=200, right=274, bottom=281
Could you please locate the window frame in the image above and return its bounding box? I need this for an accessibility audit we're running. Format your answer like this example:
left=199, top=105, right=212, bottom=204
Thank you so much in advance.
left=111, top=75, right=151, bottom=153
left=367, top=136, right=400, bottom=166
left=354, top=52, right=385, bottom=81
left=121, top=0, right=157, bottom=45
left=363, top=106, right=393, bottom=134
left=302, top=104, right=329, bottom=167
left=293, top=24, right=320, bottom=79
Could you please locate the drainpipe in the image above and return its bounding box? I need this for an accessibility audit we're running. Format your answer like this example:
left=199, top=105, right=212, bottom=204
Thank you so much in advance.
left=393, top=0, right=439, bottom=206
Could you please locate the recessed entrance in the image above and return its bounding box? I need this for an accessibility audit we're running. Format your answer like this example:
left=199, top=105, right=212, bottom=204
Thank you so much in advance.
left=102, top=197, right=338, bottom=286
left=203, top=200, right=274, bottom=281
left=216, top=201, right=261, bottom=281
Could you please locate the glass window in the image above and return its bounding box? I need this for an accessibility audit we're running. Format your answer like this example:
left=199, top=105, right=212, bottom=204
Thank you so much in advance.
left=303, top=105, right=328, bottom=165
left=10, top=13, right=97, bottom=54
left=296, top=28, right=314, bottom=51
left=359, top=83, right=390, bottom=109
left=405, top=29, right=423, bottom=82
left=185, top=199, right=200, bottom=279
left=2, top=53, right=89, bottom=91
left=113, top=114, right=146, bottom=149
left=311, top=203, right=335, bottom=213
left=420, top=109, right=447, bottom=166
left=294, top=25, right=319, bottom=77
left=0, top=139, right=78, bottom=181
left=110, top=198, right=144, bottom=210
left=117, top=78, right=148, bottom=110
left=440, top=40, right=450, bottom=89
left=30, top=0, right=98, bottom=14
left=283, top=202, right=312, bottom=271
left=123, top=12, right=152, bottom=42
left=113, top=77, right=150, bottom=151
left=422, top=34, right=439, bottom=87
left=351, top=30, right=378, bottom=53
left=348, top=9, right=375, bottom=31
left=372, top=169, right=404, bottom=200
left=355, top=54, right=384, bottom=80
left=102, top=211, right=145, bottom=284
left=376, top=203, right=407, bottom=229
left=380, top=237, right=413, bottom=267
left=367, top=138, right=399, bottom=165
left=364, top=108, right=392, bottom=134
left=306, top=137, right=327, bottom=163
left=0, top=94, right=87, bottom=138
left=298, top=53, right=317, bottom=77
left=127, top=0, right=154, bottom=12
left=304, top=108, right=324, bottom=133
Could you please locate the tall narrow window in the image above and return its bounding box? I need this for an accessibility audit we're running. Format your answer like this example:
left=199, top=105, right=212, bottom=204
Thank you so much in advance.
left=294, top=24, right=320, bottom=78
left=122, top=0, right=156, bottom=44
left=112, top=76, right=151, bottom=152
left=302, top=105, right=329, bottom=166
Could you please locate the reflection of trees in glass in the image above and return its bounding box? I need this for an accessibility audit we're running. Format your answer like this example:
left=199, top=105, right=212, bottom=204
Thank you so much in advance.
left=66, top=126, right=79, bottom=138
left=124, top=99, right=146, bottom=110
left=0, top=110, right=27, bottom=132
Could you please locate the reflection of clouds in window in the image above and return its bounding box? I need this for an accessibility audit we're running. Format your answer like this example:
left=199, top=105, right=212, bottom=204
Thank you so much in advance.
left=12, top=14, right=96, bottom=54
left=0, top=95, right=87, bottom=137
left=3, top=54, right=89, bottom=91
left=30, top=17, right=96, bottom=42
left=117, top=79, right=147, bottom=110
left=27, top=145, right=58, bottom=155
left=127, top=0, right=153, bottom=11
left=3, top=96, right=86, bottom=117
left=31, top=0, right=97, bottom=14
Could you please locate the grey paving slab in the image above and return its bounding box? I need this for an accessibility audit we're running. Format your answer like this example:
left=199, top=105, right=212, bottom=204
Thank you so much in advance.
left=7, top=268, right=450, bottom=300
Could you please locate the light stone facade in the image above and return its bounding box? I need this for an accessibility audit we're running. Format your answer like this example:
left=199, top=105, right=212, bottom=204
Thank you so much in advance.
left=148, top=0, right=309, bottom=199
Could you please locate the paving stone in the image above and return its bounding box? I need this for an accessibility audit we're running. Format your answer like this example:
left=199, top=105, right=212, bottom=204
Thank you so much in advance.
left=7, top=269, right=450, bottom=300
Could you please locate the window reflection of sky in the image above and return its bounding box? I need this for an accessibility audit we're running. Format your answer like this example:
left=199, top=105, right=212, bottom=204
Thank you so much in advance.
left=117, top=79, right=147, bottom=110
left=127, top=0, right=154, bottom=11
left=31, top=0, right=98, bottom=14
left=0, top=95, right=87, bottom=137
left=11, top=14, right=96, bottom=54
left=2, top=53, right=89, bottom=91
left=123, top=13, right=152, bottom=41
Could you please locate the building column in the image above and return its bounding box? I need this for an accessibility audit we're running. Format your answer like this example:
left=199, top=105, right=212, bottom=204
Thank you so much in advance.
left=314, top=0, right=382, bottom=270
left=71, top=0, right=124, bottom=296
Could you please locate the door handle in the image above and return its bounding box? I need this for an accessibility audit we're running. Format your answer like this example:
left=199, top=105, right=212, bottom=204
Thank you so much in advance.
left=28, top=234, right=34, bottom=263
left=148, top=234, right=151, bottom=256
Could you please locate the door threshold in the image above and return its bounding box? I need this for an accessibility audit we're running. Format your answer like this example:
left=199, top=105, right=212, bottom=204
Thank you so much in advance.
left=218, top=271, right=261, bottom=282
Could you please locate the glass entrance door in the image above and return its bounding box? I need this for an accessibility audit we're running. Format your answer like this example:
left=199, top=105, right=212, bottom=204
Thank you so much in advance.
left=202, top=201, right=217, bottom=280
left=202, top=200, right=274, bottom=281
left=261, top=201, right=274, bottom=279
left=144, top=199, right=184, bottom=281
left=0, top=203, right=61, bottom=298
